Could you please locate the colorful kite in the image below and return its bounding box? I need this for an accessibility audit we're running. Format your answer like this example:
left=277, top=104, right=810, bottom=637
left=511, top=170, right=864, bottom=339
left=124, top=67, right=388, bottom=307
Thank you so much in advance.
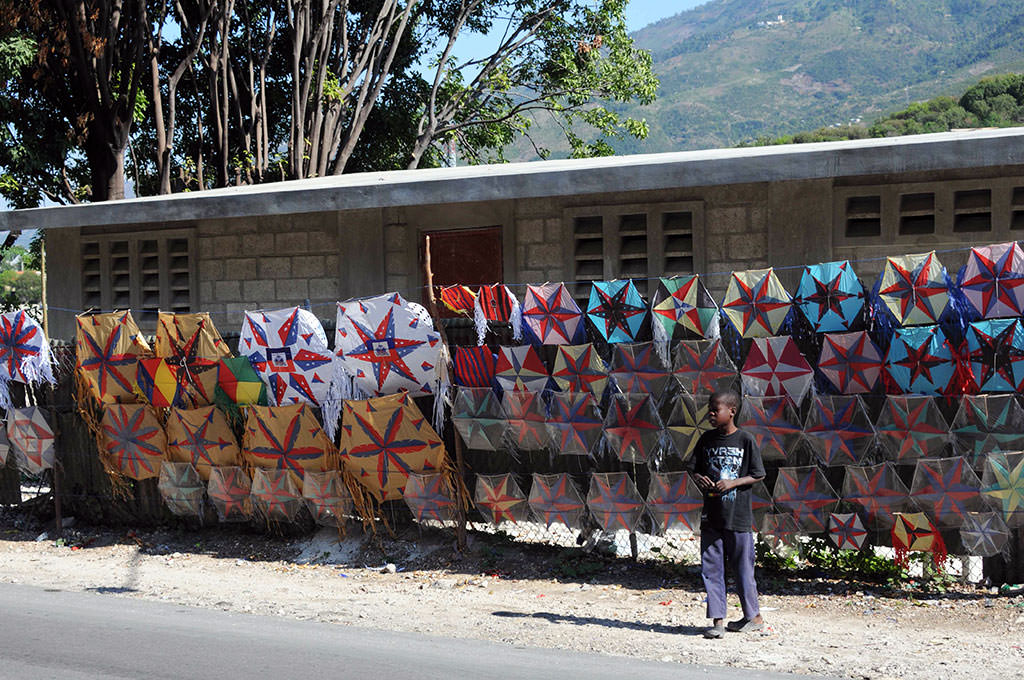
left=794, top=261, right=866, bottom=333
left=157, top=461, right=205, bottom=518
left=240, top=306, right=333, bottom=406
left=586, top=280, right=648, bottom=344
left=876, top=251, right=950, bottom=326
left=100, top=404, right=167, bottom=480
left=760, top=512, right=800, bottom=553
left=474, top=473, right=529, bottom=525
left=737, top=396, right=802, bottom=463
left=741, top=336, right=814, bottom=405
left=494, top=345, right=549, bottom=392
left=802, top=395, right=875, bottom=467
left=7, top=406, right=55, bottom=475
left=474, top=284, right=522, bottom=343
left=722, top=268, right=792, bottom=338
left=545, top=391, right=603, bottom=457
left=527, top=473, right=586, bottom=529
left=520, top=283, right=584, bottom=345
left=165, top=406, right=241, bottom=480
left=885, top=325, right=956, bottom=395
left=0, top=310, right=54, bottom=409
left=502, top=390, right=550, bottom=451
left=966, top=318, right=1024, bottom=392
left=981, top=452, right=1024, bottom=528
left=155, top=312, right=231, bottom=407
left=242, top=404, right=332, bottom=484
left=452, top=387, right=509, bottom=451
left=842, top=462, right=913, bottom=529
left=603, top=393, right=664, bottom=463
left=206, top=466, right=253, bottom=521
left=339, top=393, right=447, bottom=502
left=76, top=311, right=152, bottom=404
left=135, top=358, right=187, bottom=408
left=910, top=456, right=983, bottom=527
left=439, top=285, right=477, bottom=316
left=891, top=512, right=946, bottom=569
left=551, top=343, right=608, bottom=398
left=959, top=241, right=1024, bottom=319
left=818, top=331, right=882, bottom=394
left=959, top=511, right=1011, bottom=557
left=302, top=470, right=351, bottom=527
left=874, top=395, right=950, bottom=462
left=750, top=480, right=774, bottom=529
left=672, top=339, right=738, bottom=396
left=609, top=342, right=671, bottom=398
left=646, top=472, right=703, bottom=534
left=828, top=512, right=867, bottom=551
left=772, top=466, right=839, bottom=532
left=214, top=356, right=268, bottom=413
left=250, top=468, right=303, bottom=522
left=453, top=345, right=497, bottom=389
left=403, top=472, right=455, bottom=523
left=650, top=275, right=718, bottom=344
left=951, top=395, right=1024, bottom=466
left=664, top=392, right=710, bottom=462
left=586, top=472, right=645, bottom=532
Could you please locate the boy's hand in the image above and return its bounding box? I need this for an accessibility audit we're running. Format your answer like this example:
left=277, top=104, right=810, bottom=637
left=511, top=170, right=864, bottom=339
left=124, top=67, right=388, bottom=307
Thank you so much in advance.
left=713, top=478, right=737, bottom=493
left=693, top=473, right=714, bottom=491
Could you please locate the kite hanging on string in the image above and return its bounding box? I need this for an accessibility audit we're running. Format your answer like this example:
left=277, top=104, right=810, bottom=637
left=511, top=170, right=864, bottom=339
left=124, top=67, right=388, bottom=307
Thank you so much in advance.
left=603, top=392, right=664, bottom=464
left=155, top=312, right=231, bottom=407
left=438, top=285, right=477, bottom=317
left=802, top=395, right=875, bottom=467
left=587, top=472, right=645, bottom=533
left=99, top=404, right=167, bottom=481
left=240, top=306, right=333, bottom=406
left=302, top=470, right=352, bottom=527
left=453, top=346, right=497, bottom=389
left=794, top=260, right=866, bottom=333
left=242, top=404, right=332, bottom=485
left=891, top=512, right=946, bottom=569
left=250, top=468, right=303, bottom=522
left=76, top=311, right=152, bottom=404
left=157, top=461, right=205, bottom=518
left=551, top=343, right=608, bottom=398
left=959, top=241, right=1024, bottom=319
left=772, top=466, right=839, bottom=532
left=494, top=345, right=549, bottom=393
left=474, top=473, right=529, bottom=525
left=910, top=456, right=984, bottom=527
left=965, top=318, right=1024, bottom=392
left=722, top=267, right=792, bottom=338
left=0, top=310, right=55, bottom=410
left=876, top=251, right=950, bottom=326
left=885, top=325, right=957, bottom=395
left=672, top=339, right=738, bottom=396
left=165, top=406, right=241, bottom=480
left=960, top=511, right=1011, bottom=557
left=502, top=390, right=550, bottom=452
left=664, top=392, right=710, bottom=462
left=545, top=391, right=603, bottom=457
left=520, top=283, right=584, bottom=345
left=451, top=387, right=509, bottom=452
left=206, top=466, right=253, bottom=521
left=586, top=280, right=648, bottom=344
left=474, top=284, right=522, bottom=344
left=646, top=472, right=703, bottom=534
left=980, top=452, right=1024, bottom=528
left=842, top=461, right=914, bottom=529
left=609, top=342, right=671, bottom=398
left=951, top=394, right=1024, bottom=467
left=403, top=472, right=456, bottom=523
left=741, top=336, right=814, bottom=405
left=527, top=473, right=586, bottom=529
left=650, top=275, right=718, bottom=348
left=737, top=396, right=802, bottom=463
left=875, top=395, right=950, bottom=463
left=817, top=331, right=882, bottom=394
left=828, top=512, right=867, bottom=551
left=7, top=406, right=55, bottom=475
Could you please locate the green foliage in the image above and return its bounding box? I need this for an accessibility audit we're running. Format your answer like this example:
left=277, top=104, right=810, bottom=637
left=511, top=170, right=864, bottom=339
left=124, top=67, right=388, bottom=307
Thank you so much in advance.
left=757, top=536, right=904, bottom=585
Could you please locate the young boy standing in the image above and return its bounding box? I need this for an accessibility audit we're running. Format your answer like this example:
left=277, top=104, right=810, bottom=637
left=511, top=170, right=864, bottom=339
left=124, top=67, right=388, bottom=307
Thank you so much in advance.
left=686, top=389, right=766, bottom=639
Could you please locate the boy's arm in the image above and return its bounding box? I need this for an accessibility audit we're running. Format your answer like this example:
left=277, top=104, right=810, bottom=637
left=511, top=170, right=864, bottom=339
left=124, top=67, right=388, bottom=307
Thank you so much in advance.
left=712, top=432, right=765, bottom=493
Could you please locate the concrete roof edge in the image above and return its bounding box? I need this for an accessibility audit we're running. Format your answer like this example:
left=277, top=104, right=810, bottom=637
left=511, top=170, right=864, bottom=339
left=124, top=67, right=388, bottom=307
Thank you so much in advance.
left=4, top=127, right=1024, bottom=230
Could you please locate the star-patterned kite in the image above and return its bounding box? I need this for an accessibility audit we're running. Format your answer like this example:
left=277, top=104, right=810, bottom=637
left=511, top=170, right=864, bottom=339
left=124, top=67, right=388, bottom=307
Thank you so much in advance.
left=959, top=241, right=1024, bottom=319
left=7, top=406, right=55, bottom=475
left=155, top=312, right=231, bottom=407
left=157, top=461, right=205, bottom=517
left=609, top=342, right=671, bottom=398
left=817, top=331, right=882, bottom=394
left=802, top=395, right=875, bottom=467
left=760, top=512, right=800, bottom=553
left=959, top=511, right=1011, bottom=557
left=586, top=472, right=645, bottom=532
left=165, top=406, right=241, bottom=480
left=520, top=283, right=584, bottom=345
left=551, top=343, right=608, bottom=398
left=494, top=345, right=549, bottom=392
left=909, top=456, right=983, bottom=527
left=240, top=306, right=334, bottom=405
left=672, top=339, right=738, bottom=396
left=876, top=251, right=950, bottom=326
left=242, top=403, right=332, bottom=484
left=664, top=391, right=711, bottom=462
left=741, top=336, right=814, bottom=405
left=981, top=452, right=1024, bottom=528
left=403, top=472, right=456, bottom=523
left=586, top=280, right=648, bottom=344
left=545, top=390, right=603, bottom=457
left=474, top=473, right=529, bottom=525
left=250, top=468, right=304, bottom=521
left=722, top=268, right=792, bottom=338
left=302, top=470, right=351, bottom=527
left=603, top=393, right=664, bottom=464
left=646, top=472, right=703, bottom=534
left=527, top=473, right=586, bottom=529
left=794, top=260, right=866, bottom=333
left=951, top=395, right=1024, bottom=467
left=452, top=387, right=509, bottom=451
left=0, top=310, right=54, bottom=410
left=100, top=404, right=167, bottom=480
left=651, top=275, right=718, bottom=342
left=737, top=396, right=802, bottom=463
left=772, top=466, right=839, bottom=532
left=828, top=512, right=867, bottom=550
left=206, top=466, right=253, bottom=521
left=76, top=311, right=152, bottom=404
left=874, top=395, right=950, bottom=462
left=891, top=512, right=946, bottom=569
left=841, top=461, right=914, bottom=529
left=966, top=319, right=1024, bottom=392
left=502, top=390, right=550, bottom=451
left=885, top=325, right=956, bottom=395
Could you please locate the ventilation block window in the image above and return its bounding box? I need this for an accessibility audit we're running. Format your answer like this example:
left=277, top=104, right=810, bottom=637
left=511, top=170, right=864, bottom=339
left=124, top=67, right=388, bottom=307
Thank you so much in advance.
left=845, top=195, right=881, bottom=237
left=954, top=189, right=992, bottom=232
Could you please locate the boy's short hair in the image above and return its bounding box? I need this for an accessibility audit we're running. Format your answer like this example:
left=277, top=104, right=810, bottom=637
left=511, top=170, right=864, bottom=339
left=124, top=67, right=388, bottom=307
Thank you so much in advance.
left=710, top=389, right=741, bottom=412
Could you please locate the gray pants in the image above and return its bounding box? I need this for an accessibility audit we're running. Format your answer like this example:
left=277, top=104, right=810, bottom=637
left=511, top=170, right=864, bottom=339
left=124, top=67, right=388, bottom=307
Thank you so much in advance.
left=700, top=524, right=760, bottom=620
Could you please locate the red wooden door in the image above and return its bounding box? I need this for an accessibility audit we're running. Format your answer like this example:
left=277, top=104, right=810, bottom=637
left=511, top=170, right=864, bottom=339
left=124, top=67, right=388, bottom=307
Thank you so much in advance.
left=421, top=227, right=503, bottom=317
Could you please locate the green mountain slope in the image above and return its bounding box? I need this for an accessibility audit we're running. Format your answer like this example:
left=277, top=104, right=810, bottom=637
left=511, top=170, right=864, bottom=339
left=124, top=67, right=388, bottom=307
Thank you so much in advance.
left=515, top=0, right=1024, bottom=157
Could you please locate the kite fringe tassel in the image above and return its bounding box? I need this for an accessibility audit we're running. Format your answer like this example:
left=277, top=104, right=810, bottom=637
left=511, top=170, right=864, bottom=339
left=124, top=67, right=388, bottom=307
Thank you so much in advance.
left=509, top=293, right=523, bottom=342
left=322, top=358, right=351, bottom=442
left=432, top=343, right=452, bottom=435
left=651, top=317, right=671, bottom=367
left=473, top=297, right=489, bottom=346
left=0, top=376, right=10, bottom=411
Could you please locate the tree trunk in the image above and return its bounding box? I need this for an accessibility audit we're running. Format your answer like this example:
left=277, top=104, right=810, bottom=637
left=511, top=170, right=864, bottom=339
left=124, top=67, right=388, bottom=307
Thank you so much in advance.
left=85, top=116, right=128, bottom=201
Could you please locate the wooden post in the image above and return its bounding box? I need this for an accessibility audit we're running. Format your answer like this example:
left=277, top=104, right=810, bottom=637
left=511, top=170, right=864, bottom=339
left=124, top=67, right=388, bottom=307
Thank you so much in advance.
left=422, top=235, right=468, bottom=552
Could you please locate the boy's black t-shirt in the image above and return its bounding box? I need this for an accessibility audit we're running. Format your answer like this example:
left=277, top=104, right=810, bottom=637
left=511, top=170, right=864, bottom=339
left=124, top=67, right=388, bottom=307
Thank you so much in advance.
left=687, top=428, right=765, bottom=532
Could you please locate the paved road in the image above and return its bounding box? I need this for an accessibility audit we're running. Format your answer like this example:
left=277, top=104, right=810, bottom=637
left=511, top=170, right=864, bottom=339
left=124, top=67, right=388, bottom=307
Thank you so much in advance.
left=0, top=583, right=823, bottom=679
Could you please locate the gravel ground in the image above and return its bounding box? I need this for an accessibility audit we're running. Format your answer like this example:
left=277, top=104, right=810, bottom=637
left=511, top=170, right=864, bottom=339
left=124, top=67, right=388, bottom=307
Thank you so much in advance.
left=0, top=513, right=1021, bottom=680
